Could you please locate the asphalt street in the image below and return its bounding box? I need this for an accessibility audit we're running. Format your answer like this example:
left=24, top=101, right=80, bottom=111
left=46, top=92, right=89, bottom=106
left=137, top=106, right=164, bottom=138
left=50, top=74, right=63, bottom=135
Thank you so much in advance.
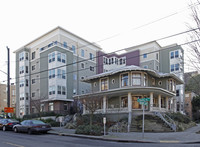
left=0, top=131, right=200, bottom=147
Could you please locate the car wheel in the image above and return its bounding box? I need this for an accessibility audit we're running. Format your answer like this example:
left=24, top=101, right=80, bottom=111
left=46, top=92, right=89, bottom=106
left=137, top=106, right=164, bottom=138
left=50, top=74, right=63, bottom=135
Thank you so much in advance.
left=2, top=126, right=6, bottom=131
left=28, top=129, right=32, bottom=135
left=14, top=127, right=18, bottom=133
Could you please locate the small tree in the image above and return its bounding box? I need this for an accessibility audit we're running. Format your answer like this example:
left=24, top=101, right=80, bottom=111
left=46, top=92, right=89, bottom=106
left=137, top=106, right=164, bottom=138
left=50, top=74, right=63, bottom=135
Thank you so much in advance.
left=30, top=96, right=46, bottom=119
left=191, top=95, right=200, bottom=121
left=80, top=96, right=102, bottom=126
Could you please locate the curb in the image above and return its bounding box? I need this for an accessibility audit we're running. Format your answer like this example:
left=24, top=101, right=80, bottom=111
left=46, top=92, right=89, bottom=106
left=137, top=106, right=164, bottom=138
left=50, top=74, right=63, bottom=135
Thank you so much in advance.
left=48, top=131, right=200, bottom=144
left=48, top=131, right=158, bottom=143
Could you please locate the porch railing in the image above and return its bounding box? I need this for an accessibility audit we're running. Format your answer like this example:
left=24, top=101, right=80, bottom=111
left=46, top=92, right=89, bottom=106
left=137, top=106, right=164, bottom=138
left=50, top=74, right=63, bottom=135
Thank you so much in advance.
left=154, top=112, right=176, bottom=132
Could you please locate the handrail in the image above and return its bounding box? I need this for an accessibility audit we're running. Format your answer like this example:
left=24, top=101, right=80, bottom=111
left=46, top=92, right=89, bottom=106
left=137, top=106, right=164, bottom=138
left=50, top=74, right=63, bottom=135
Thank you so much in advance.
left=154, top=112, right=176, bottom=132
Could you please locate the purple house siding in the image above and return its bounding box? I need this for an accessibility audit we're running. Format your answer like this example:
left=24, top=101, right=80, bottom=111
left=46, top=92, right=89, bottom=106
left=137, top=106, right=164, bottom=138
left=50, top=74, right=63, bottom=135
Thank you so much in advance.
left=97, top=50, right=140, bottom=74
left=97, top=51, right=105, bottom=74
left=126, top=50, right=140, bottom=66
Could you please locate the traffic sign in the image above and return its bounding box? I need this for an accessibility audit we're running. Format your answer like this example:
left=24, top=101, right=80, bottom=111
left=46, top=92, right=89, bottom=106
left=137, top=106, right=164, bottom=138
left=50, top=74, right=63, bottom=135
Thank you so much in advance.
left=4, top=107, right=14, bottom=113
left=137, top=98, right=150, bottom=103
left=139, top=101, right=148, bottom=105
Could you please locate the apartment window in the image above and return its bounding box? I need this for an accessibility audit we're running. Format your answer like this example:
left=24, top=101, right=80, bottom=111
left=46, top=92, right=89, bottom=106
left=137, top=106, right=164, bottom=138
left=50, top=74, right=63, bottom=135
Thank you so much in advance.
left=143, top=54, right=147, bottom=58
left=72, top=45, right=76, bottom=54
left=48, top=54, right=52, bottom=63
left=90, top=66, right=94, bottom=71
left=52, top=52, right=55, bottom=62
left=19, top=52, right=24, bottom=61
left=32, top=92, right=35, bottom=97
left=62, top=54, right=66, bottom=63
left=62, top=70, right=66, bottom=79
left=32, top=51, right=35, bottom=60
left=62, top=86, right=66, bottom=95
left=73, top=89, right=76, bottom=95
left=57, top=52, right=61, bottom=62
left=49, top=69, right=55, bottom=79
left=63, top=42, right=67, bottom=48
left=25, top=52, right=28, bottom=60
left=156, top=53, right=159, bottom=60
left=25, top=79, right=28, bottom=87
left=170, top=64, right=174, bottom=72
left=122, top=57, right=126, bottom=64
left=119, top=58, right=123, bottom=65
left=20, top=80, right=24, bottom=87
left=132, top=73, right=141, bottom=86
left=19, top=66, right=24, bottom=74
left=49, top=86, right=55, bottom=95
left=170, top=52, right=174, bottom=59
left=73, top=74, right=77, bottom=80
left=121, top=73, right=129, bottom=87
left=32, top=65, right=36, bottom=71
left=26, top=93, right=29, bottom=100
left=101, top=78, right=108, bottom=91
left=49, top=103, right=54, bottom=111
left=81, top=63, right=85, bottom=69
left=176, top=90, right=180, bottom=96
left=81, top=49, right=84, bottom=57
left=57, top=69, right=62, bottom=78
left=175, top=50, right=179, bottom=58
left=57, top=86, right=61, bottom=94
left=89, top=53, right=94, bottom=61
left=32, top=79, right=36, bottom=84
left=26, top=66, right=28, bottom=73
left=156, top=65, right=159, bottom=71
left=175, top=63, right=179, bottom=71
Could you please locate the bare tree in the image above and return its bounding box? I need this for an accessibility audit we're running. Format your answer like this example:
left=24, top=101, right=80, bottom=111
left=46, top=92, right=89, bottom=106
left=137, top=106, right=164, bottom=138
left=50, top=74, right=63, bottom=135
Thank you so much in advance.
left=30, top=96, right=46, bottom=119
left=187, top=1, right=200, bottom=71
left=80, top=96, right=102, bottom=126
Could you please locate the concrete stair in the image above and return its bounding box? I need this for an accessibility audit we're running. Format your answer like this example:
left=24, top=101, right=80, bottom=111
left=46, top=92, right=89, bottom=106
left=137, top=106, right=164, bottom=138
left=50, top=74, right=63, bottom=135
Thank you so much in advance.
left=130, top=115, right=173, bottom=132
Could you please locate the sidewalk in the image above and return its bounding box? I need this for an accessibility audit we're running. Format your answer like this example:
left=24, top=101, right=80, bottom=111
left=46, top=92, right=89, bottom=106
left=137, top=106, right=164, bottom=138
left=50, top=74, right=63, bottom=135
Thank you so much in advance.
left=48, top=124, right=200, bottom=144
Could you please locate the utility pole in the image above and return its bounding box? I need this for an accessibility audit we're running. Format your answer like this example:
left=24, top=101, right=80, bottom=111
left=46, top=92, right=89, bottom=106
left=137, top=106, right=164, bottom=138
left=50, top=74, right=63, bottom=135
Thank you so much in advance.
left=7, top=46, right=10, bottom=108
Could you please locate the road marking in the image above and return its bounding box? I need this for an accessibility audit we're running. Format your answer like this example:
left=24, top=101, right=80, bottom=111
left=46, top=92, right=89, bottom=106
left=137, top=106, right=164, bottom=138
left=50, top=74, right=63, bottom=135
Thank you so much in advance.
left=4, top=142, right=24, bottom=147
left=160, top=140, right=180, bottom=143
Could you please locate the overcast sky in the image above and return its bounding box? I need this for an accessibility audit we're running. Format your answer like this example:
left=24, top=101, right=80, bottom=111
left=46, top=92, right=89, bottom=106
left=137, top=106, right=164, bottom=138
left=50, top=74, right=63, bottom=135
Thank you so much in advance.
left=0, top=0, right=197, bottom=83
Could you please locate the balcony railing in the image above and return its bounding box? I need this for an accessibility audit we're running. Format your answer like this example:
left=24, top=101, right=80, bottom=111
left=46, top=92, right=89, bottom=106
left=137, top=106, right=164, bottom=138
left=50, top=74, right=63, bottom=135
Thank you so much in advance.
left=40, top=41, right=73, bottom=52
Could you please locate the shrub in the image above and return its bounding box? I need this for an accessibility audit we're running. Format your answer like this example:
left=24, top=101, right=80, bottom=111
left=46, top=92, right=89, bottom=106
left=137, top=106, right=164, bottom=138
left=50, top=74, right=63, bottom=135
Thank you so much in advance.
left=75, top=125, right=102, bottom=136
left=41, top=118, right=60, bottom=127
left=167, top=112, right=191, bottom=124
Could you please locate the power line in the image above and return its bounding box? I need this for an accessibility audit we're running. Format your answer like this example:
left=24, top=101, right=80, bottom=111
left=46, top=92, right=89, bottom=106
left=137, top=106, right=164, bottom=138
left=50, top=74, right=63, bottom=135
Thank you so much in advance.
left=9, top=2, right=200, bottom=64
left=3, top=39, right=200, bottom=84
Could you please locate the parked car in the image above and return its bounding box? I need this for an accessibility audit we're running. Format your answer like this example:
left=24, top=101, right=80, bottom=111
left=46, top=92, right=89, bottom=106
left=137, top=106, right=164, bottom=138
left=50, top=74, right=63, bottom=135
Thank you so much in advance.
left=0, top=119, right=19, bottom=131
left=13, top=120, right=51, bottom=134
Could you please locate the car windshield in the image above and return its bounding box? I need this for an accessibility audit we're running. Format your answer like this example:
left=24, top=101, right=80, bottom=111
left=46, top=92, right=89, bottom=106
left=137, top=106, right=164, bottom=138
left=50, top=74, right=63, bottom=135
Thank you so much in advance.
left=31, top=120, right=45, bottom=124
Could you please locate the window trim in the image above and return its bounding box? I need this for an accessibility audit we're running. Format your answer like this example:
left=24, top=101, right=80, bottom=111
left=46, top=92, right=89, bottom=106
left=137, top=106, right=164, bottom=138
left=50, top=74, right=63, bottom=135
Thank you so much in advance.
left=100, top=77, right=109, bottom=91
left=120, top=72, right=129, bottom=87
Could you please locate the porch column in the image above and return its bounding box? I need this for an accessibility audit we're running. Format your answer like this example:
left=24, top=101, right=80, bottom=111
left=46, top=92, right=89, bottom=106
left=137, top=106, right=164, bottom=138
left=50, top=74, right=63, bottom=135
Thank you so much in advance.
left=158, top=95, right=161, bottom=110
left=128, top=92, right=132, bottom=132
left=150, top=92, right=153, bottom=111
left=173, top=99, right=177, bottom=112
left=103, top=96, right=107, bottom=114
left=166, top=97, right=169, bottom=111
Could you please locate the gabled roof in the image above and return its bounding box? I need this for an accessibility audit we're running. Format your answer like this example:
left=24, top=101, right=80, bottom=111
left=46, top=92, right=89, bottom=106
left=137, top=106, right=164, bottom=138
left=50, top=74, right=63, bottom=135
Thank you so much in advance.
left=83, top=65, right=184, bottom=84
